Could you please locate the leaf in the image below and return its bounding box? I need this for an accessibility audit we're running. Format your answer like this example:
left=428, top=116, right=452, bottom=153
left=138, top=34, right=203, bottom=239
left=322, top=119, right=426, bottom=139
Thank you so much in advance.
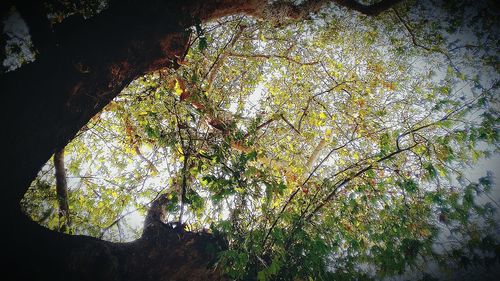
left=257, top=271, right=267, bottom=281
left=198, top=37, right=208, bottom=51
left=399, top=179, right=418, bottom=193
left=424, top=163, right=437, bottom=180
left=174, top=78, right=185, bottom=96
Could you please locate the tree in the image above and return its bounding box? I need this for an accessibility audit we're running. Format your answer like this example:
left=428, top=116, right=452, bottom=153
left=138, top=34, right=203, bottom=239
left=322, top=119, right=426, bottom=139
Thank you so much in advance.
left=2, top=0, right=499, bottom=280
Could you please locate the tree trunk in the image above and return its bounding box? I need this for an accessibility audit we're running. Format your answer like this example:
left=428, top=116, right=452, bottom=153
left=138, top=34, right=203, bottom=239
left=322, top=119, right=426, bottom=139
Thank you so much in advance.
left=54, top=147, right=71, bottom=231
left=8, top=197, right=227, bottom=281
left=1, top=0, right=399, bottom=279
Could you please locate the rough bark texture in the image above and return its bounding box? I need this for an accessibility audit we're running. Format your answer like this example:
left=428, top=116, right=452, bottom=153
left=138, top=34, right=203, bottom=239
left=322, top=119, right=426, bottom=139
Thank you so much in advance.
left=9, top=198, right=227, bottom=281
left=3, top=1, right=203, bottom=279
left=1, top=0, right=399, bottom=280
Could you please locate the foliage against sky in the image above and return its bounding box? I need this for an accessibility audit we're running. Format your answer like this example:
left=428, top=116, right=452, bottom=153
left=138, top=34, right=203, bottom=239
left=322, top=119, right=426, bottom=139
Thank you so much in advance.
left=19, top=0, right=500, bottom=280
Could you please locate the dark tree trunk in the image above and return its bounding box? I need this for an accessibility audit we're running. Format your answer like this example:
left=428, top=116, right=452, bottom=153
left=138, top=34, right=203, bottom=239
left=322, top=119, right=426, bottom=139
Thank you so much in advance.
left=8, top=198, right=227, bottom=281
left=54, top=147, right=71, bottom=231
left=2, top=1, right=207, bottom=279
left=1, top=0, right=399, bottom=279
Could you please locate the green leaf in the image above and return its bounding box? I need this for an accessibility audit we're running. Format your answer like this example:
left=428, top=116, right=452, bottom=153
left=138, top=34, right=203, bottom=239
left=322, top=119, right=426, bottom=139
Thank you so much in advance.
left=399, top=179, right=418, bottom=193
left=424, top=163, right=437, bottom=180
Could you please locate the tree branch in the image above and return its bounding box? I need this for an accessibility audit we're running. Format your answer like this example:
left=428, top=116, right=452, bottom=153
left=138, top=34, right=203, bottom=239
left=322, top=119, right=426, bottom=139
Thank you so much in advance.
left=305, top=143, right=419, bottom=222
left=243, top=117, right=276, bottom=139
left=54, top=147, right=71, bottom=232
left=262, top=136, right=357, bottom=250
left=304, top=138, right=327, bottom=174
left=134, top=145, right=159, bottom=174
left=227, top=52, right=319, bottom=66
left=205, top=22, right=246, bottom=92
left=179, top=151, right=190, bottom=224
left=334, top=0, right=402, bottom=16
left=143, top=193, right=170, bottom=233
left=392, top=7, right=460, bottom=72
left=280, top=113, right=301, bottom=135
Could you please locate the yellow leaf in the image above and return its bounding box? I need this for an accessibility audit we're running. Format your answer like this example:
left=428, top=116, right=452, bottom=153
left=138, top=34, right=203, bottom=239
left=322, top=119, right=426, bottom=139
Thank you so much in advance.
left=150, top=168, right=158, bottom=176
left=420, top=228, right=431, bottom=237
left=325, top=128, right=332, bottom=138
left=176, top=143, right=183, bottom=155
left=174, top=79, right=184, bottom=96
left=272, top=200, right=280, bottom=208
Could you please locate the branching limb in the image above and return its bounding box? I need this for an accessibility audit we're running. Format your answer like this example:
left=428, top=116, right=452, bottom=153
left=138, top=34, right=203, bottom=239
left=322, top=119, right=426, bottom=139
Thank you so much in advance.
left=204, top=22, right=246, bottom=92
left=262, top=136, right=357, bottom=250
left=99, top=208, right=137, bottom=239
left=304, top=143, right=419, bottom=222
left=392, top=8, right=460, bottom=72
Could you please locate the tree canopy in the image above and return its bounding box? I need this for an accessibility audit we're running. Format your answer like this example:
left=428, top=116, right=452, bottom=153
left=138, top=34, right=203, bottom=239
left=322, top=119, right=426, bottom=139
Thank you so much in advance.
left=4, top=0, right=500, bottom=280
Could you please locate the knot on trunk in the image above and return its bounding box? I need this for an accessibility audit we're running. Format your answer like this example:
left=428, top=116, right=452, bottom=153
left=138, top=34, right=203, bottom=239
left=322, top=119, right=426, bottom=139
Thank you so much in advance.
left=141, top=194, right=186, bottom=243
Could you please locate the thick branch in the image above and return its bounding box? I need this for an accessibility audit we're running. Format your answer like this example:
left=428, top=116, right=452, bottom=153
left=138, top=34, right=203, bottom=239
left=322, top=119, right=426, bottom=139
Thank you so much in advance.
left=54, top=147, right=70, bottom=231
left=2, top=0, right=406, bottom=279
left=305, top=138, right=327, bottom=174
left=189, top=0, right=374, bottom=24
left=144, top=194, right=170, bottom=228
left=3, top=0, right=190, bottom=212
left=205, top=23, right=246, bottom=92
left=333, top=0, right=402, bottom=16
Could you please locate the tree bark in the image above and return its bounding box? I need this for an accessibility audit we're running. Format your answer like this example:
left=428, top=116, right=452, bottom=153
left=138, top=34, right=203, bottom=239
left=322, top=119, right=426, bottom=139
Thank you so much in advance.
left=7, top=196, right=227, bottom=281
left=54, top=147, right=71, bottom=231
left=1, top=0, right=400, bottom=279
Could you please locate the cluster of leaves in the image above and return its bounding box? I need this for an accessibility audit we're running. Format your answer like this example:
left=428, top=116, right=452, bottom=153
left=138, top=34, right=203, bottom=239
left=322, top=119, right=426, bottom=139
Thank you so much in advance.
left=1, top=9, right=36, bottom=72
left=44, top=0, right=109, bottom=21
left=22, top=0, right=499, bottom=279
